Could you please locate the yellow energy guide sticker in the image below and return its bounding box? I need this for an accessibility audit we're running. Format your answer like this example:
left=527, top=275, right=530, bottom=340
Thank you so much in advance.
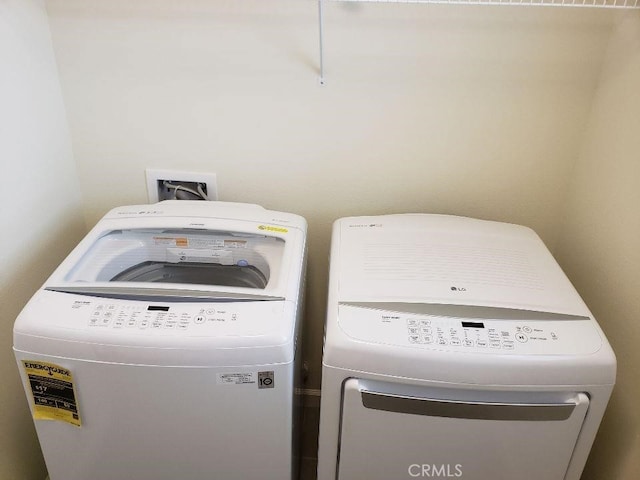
left=23, top=361, right=81, bottom=427
left=258, top=225, right=288, bottom=234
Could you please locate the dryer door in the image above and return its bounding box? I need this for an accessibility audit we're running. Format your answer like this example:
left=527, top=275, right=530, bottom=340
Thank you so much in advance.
left=337, top=379, right=589, bottom=480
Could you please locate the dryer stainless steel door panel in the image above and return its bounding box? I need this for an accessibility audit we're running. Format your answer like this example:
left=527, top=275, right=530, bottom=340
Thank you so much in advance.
left=337, top=379, right=589, bottom=480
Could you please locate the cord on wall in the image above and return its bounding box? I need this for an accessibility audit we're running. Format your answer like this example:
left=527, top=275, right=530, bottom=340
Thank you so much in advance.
left=163, top=181, right=210, bottom=201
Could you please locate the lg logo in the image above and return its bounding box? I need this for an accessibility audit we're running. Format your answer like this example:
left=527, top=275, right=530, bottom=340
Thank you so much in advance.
left=450, top=286, right=467, bottom=292
left=408, top=464, right=463, bottom=478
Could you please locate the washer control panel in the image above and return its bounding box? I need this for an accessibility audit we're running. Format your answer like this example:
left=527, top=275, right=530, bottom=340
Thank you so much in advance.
left=65, top=298, right=252, bottom=334
left=79, top=301, right=242, bottom=332
left=337, top=304, right=603, bottom=355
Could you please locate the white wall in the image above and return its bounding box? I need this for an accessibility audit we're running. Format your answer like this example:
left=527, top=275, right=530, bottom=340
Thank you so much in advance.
left=45, top=0, right=615, bottom=392
left=2, top=1, right=636, bottom=478
left=555, top=12, right=640, bottom=480
left=0, top=1, right=85, bottom=478
left=0, top=1, right=636, bottom=477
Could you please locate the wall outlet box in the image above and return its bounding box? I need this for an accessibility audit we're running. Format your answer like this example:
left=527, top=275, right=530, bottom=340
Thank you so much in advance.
left=146, top=168, right=218, bottom=203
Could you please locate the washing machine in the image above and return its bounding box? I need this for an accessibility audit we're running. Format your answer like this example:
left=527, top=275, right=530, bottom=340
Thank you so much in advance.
left=14, top=200, right=307, bottom=480
left=317, top=214, right=616, bottom=480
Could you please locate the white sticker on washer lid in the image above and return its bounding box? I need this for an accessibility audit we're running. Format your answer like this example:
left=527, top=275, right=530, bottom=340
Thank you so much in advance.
left=188, top=237, right=225, bottom=249
left=224, top=239, right=248, bottom=249
left=166, top=248, right=234, bottom=265
left=216, top=373, right=256, bottom=385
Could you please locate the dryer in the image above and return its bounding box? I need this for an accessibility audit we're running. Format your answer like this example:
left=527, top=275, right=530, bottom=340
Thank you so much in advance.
left=317, top=214, right=615, bottom=480
left=14, top=201, right=306, bottom=480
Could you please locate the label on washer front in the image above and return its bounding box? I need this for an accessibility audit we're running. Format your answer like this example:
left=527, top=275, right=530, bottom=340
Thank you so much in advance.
left=217, top=372, right=256, bottom=385
left=22, top=361, right=81, bottom=427
left=258, top=371, right=275, bottom=389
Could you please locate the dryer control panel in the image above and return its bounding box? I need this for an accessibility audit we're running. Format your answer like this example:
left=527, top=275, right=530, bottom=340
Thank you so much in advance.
left=405, top=317, right=549, bottom=351
left=337, top=304, right=603, bottom=356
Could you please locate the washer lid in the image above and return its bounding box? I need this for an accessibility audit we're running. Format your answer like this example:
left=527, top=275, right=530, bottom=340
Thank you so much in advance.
left=334, top=215, right=590, bottom=317
left=44, top=202, right=306, bottom=303
left=47, top=228, right=286, bottom=301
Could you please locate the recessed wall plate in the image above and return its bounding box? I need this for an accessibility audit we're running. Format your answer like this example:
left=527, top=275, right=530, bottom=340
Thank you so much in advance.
left=146, top=168, right=218, bottom=203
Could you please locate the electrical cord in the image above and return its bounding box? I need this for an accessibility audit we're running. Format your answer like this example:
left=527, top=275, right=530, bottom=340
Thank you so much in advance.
left=196, top=183, right=210, bottom=201
left=163, top=181, right=209, bottom=201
